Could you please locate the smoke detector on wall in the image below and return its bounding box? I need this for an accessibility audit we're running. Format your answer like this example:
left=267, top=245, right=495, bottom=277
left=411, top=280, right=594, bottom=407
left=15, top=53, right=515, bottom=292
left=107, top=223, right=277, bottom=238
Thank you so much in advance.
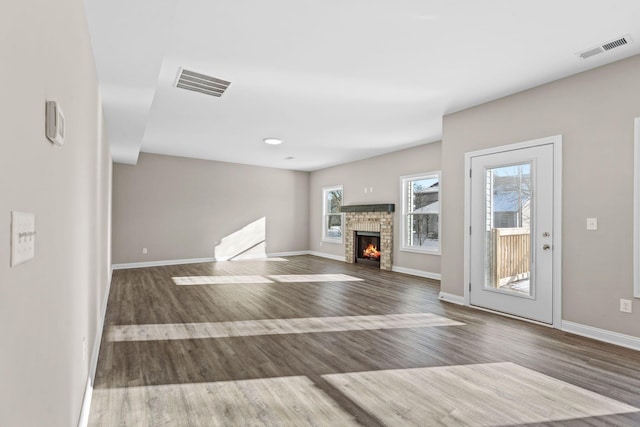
left=577, top=34, right=632, bottom=59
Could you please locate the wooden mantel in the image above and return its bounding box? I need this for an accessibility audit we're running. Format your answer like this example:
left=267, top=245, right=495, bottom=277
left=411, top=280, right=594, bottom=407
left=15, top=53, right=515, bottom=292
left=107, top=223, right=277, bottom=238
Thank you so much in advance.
left=341, top=204, right=395, bottom=213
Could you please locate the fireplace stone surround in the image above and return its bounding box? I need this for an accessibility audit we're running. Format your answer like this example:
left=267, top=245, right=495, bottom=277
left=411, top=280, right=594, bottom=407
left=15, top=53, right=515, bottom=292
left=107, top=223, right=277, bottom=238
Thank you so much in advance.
left=341, top=204, right=394, bottom=270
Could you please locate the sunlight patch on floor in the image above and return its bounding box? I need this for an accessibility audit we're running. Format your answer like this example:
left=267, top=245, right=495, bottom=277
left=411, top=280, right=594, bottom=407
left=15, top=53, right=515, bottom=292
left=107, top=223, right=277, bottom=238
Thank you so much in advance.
left=89, top=376, right=359, bottom=426
left=172, top=275, right=273, bottom=285
left=230, top=257, right=289, bottom=262
left=106, top=313, right=464, bottom=342
left=172, top=273, right=363, bottom=285
left=323, top=362, right=639, bottom=426
left=267, top=274, right=365, bottom=282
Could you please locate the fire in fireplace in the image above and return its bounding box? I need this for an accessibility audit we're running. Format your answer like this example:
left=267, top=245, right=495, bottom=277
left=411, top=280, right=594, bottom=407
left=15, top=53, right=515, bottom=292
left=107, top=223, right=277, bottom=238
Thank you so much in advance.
left=355, top=231, right=381, bottom=267
left=363, top=243, right=381, bottom=260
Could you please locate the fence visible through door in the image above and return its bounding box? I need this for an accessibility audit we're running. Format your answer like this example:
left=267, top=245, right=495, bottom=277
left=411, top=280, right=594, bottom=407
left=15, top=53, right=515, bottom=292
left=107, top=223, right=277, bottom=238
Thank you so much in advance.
left=490, top=227, right=531, bottom=292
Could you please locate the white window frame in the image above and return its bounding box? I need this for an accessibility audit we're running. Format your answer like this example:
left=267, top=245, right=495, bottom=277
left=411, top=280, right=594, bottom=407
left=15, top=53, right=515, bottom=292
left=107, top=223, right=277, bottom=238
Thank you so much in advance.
left=400, top=172, right=441, bottom=255
left=322, top=185, right=344, bottom=243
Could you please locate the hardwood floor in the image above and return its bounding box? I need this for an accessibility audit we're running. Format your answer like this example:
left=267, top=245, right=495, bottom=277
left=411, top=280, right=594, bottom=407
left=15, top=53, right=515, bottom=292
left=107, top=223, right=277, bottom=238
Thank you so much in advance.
left=89, top=255, right=640, bottom=426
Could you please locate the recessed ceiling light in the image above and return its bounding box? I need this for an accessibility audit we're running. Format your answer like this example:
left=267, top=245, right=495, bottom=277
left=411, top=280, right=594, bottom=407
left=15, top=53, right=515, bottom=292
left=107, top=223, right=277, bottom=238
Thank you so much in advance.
left=284, top=156, right=295, bottom=160
left=263, top=138, right=282, bottom=145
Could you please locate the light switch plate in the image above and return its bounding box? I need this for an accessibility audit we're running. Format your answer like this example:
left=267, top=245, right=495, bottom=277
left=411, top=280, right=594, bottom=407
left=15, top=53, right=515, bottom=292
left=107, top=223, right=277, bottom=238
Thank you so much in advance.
left=586, top=217, right=598, bottom=231
left=11, top=211, right=36, bottom=267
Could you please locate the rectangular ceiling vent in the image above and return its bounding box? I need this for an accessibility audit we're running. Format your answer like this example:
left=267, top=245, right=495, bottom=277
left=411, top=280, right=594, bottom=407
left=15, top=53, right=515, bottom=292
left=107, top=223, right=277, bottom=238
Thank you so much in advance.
left=577, top=35, right=631, bottom=59
left=175, top=68, right=231, bottom=97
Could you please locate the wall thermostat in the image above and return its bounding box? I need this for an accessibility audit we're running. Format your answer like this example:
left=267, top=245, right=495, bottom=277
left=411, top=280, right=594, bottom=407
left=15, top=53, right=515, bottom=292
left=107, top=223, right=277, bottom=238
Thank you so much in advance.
left=45, top=101, right=65, bottom=146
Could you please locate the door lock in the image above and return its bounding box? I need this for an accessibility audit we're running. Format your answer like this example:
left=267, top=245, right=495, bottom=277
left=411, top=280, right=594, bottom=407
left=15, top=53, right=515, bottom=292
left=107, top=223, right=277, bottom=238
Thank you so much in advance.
left=542, top=232, right=550, bottom=237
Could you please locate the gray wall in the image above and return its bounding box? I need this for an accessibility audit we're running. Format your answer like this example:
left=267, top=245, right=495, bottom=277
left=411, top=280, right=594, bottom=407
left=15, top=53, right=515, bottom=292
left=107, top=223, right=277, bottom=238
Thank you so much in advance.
left=112, top=153, right=310, bottom=264
left=0, top=0, right=112, bottom=425
left=442, top=54, right=640, bottom=337
left=309, top=143, right=442, bottom=275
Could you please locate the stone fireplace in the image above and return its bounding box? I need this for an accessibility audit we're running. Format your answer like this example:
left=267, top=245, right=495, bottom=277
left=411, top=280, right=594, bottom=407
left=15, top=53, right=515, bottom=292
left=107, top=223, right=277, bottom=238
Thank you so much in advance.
left=341, top=204, right=394, bottom=270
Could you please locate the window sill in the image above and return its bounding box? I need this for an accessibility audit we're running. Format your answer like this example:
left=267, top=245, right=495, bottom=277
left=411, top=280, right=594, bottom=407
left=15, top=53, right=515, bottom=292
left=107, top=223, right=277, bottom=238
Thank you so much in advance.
left=322, top=238, right=343, bottom=244
left=400, top=247, right=441, bottom=256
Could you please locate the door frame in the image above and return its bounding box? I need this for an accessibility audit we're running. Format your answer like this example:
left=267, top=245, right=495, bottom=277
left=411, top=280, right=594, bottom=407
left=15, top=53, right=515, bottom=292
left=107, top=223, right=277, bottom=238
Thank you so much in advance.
left=463, top=135, right=563, bottom=328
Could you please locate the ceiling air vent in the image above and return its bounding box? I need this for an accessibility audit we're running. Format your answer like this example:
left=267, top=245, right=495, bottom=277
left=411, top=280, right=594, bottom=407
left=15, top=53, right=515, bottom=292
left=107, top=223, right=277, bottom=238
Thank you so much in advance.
left=577, top=35, right=632, bottom=59
left=175, top=68, right=231, bottom=97
left=602, top=37, right=628, bottom=51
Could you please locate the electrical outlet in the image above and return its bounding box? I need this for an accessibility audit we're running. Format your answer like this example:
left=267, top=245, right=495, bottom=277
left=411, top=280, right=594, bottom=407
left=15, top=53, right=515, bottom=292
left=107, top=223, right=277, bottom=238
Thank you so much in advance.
left=586, top=218, right=598, bottom=231
left=620, top=299, right=632, bottom=313
left=142, top=247, right=148, bottom=254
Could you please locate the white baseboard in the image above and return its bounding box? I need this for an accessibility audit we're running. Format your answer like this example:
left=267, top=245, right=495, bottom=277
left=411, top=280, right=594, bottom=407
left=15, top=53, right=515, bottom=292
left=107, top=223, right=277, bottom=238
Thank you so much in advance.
left=267, top=251, right=309, bottom=257
left=216, top=252, right=310, bottom=261
left=79, top=265, right=114, bottom=427
left=90, top=268, right=113, bottom=381
left=213, top=254, right=265, bottom=262
left=437, top=297, right=640, bottom=351
left=77, top=377, right=93, bottom=427
left=391, top=266, right=441, bottom=281
left=112, top=253, right=315, bottom=269
left=112, top=257, right=216, bottom=270
left=438, top=291, right=465, bottom=305
left=561, top=321, right=640, bottom=352
left=307, top=251, right=345, bottom=262
left=307, top=253, right=443, bottom=278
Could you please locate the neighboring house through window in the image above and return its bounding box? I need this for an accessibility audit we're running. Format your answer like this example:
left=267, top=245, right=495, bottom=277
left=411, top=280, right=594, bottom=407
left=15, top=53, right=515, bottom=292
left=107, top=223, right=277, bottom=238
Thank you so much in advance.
left=322, top=185, right=343, bottom=242
left=401, top=172, right=440, bottom=253
left=490, top=164, right=531, bottom=228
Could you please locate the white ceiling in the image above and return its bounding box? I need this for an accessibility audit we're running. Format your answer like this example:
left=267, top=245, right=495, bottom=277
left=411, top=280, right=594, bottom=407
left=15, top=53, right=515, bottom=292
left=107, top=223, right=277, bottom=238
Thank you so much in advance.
left=85, top=0, right=640, bottom=171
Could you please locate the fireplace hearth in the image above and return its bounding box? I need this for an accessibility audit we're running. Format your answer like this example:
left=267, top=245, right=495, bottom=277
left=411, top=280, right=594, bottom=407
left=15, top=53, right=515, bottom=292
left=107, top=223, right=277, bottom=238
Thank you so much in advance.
left=355, top=231, right=381, bottom=267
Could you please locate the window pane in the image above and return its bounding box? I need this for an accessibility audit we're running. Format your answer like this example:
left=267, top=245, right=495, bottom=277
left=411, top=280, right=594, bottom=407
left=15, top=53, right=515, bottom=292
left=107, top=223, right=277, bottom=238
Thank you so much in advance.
left=409, top=178, right=439, bottom=212
left=402, top=174, right=439, bottom=252
left=322, top=186, right=343, bottom=241
left=326, top=215, right=342, bottom=238
left=327, top=190, right=342, bottom=214
left=484, top=163, right=532, bottom=296
left=406, top=213, right=438, bottom=250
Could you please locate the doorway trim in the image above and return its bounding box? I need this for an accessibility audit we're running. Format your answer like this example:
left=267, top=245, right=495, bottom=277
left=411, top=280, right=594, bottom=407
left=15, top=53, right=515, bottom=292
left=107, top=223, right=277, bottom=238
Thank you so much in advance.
left=463, top=135, right=563, bottom=328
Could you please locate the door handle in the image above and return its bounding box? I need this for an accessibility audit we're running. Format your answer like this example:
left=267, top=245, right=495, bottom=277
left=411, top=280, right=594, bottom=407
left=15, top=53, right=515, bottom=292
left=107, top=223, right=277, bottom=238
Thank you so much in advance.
left=542, top=244, right=551, bottom=251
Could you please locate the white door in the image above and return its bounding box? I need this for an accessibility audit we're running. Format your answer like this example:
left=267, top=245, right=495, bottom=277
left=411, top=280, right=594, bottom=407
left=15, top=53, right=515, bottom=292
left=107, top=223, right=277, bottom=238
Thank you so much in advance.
left=469, top=143, right=555, bottom=324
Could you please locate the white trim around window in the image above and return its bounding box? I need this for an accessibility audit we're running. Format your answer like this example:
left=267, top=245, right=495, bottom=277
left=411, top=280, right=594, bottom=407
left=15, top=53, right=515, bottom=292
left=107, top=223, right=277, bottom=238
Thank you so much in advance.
left=322, top=185, right=344, bottom=243
left=400, top=172, right=441, bottom=255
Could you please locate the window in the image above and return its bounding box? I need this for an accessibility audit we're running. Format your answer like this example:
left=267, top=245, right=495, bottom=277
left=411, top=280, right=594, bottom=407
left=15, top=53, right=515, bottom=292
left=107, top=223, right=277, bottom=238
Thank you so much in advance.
left=401, top=172, right=440, bottom=253
left=322, top=185, right=343, bottom=242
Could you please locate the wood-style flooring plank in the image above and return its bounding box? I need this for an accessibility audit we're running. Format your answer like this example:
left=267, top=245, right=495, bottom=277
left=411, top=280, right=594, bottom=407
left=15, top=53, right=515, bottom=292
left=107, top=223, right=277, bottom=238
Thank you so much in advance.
left=90, top=255, right=640, bottom=426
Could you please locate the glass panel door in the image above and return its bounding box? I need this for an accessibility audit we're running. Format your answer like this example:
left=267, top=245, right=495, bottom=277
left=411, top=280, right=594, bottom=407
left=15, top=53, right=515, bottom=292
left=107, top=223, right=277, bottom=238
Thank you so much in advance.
left=484, top=163, right=532, bottom=297
left=469, top=143, right=555, bottom=324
